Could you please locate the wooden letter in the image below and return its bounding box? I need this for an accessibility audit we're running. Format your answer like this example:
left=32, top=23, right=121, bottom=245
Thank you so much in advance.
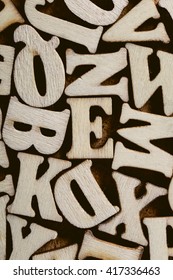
left=24, top=0, right=103, bottom=53
left=102, top=0, right=170, bottom=43
left=0, top=109, right=1, bottom=131
left=14, top=25, right=65, bottom=108
left=127, top=43, right=173, bottom=115
left=0, top=196, right=9, bottom=259
left=8, top=214, right=57, bottom=260
left=0, top=45, right=14, bottom=96
left=0, top=0, right=24, bottom=32
left=66, top=48, right=128, bottom=102
left=33, top=244, right=78, bottom=260
left=78, top=231, right=143, bottom=260
left=0, top=141, right=9, bottom=168
left=67, top=98, right=113, bottom=158
left=8, top=153, right=71, bottom=221
left=144, top=217, right=173, bottom=259
left=0, top=107, right=14, bottom=197
left=3, top=97, right=70, bottom=154
left=54, top=160, right=118, bottom=228
left=159, top=0, right=173, bottom=20
left=64, top=0, right=129, bottom=26
left=113, top=104, right=173, bottom=177
left=99, top=172, right=167, bottom=245
left=0, top=175, right=14, bottom=197
left=0, top=106, right=8, bottom=169
left=168, top=177, right=173, bottom=211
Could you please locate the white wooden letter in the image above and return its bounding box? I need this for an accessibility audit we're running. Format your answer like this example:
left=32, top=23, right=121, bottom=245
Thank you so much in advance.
left=0, top=109, right=1, bottom=132
left=0, top=196, right=9, bottom=259
left=8, top=215, right=57, bottom=260
left=0, top=105, right=8, bottom=169
left=67, top=98, right=113, bottom=158
left=24, top=0, right=103, bottom=53
left=78, top=231, right=143, bottom=260
left=127, top=43, right=173, bottom=115
left=102, top=0, right=170, bottom=43
left=0, top=45, right=14, bottom=96
left=0, top=141, right=9, bottom=168
left=0, top=0, right=24, bottom=32
left=99, top=172, right=167, bottom=246
left=3, top=97, right=70, bottom=154
left=144, top=217, right=173, bottom=259
left=54, top=160, right=118, bottom=228
left=14, top=25, right=65, bottom=108
left=0, top=175, right=14, bottom=196
left=113, top=104, right=173, bottom=177
left=65, top=48, right=128, bottom=102
left=33, top=244, right=78, bottom=260
left=168, top=177, right=173, bottom=211
left=0, top=107, right=14, bottom=197
left=159, top=0, right=173, bottom=20
left=8, top=153, right=71, bottom=221
left=64, top=0, right=129, bottom=26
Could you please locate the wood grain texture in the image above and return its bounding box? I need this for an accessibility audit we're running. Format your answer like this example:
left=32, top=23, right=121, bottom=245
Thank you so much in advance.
left=144, top=217, right=173, bottom=260
left=126, top=43, right=173, bottom=116
left=8, top=152, right=71, bottom=221
left=0, top=141, right=9, bottom=168
left=102, top=0, right=170, bottom=43
left=64, top=0, right=129, bottom=26
left=54, top=160, right=118, bottom=228
left=8, top=214, right=57, bottom=260
left=0, top=0, right=24, bottom=32
left=66, top=48, right=128, bottom=102
left=3, top=97, right=70, bottom=154
left=67, top=97, right=113, bottom=158
left=168, top=177, right=173, bottom=212
left=159, top=0, right=173, bottom=20
left=0, top=175, right=14, bottom=196
left=0, top=195, right=9, bottom=259
left=0, top=44, right=14, bottom=96
left=113, top=104, right=173, bottom=177
left=33, top=244, right=78, bottom=260
left=99, top=172, right=167, bottom=246
left=78, top=230, right=143, bottom=260
left=14, top=25, right=65, bottom=108
left=0, top=0, right=172, bottom=259
left=24, top=0, right=103, bottom=53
